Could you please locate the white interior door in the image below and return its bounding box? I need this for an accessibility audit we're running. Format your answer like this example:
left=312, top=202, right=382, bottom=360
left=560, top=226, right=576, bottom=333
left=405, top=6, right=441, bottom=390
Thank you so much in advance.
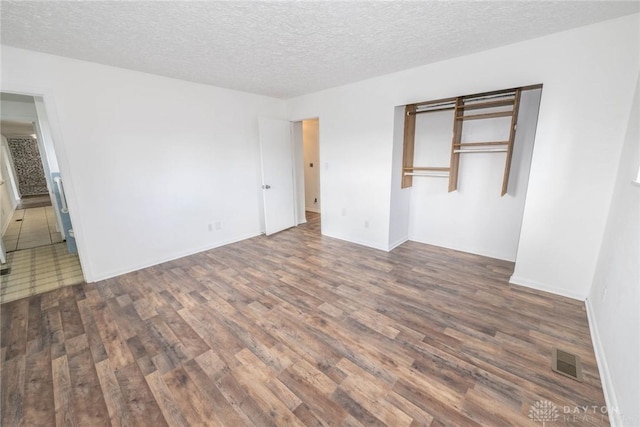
left=259, top=117, right=296, bottom=235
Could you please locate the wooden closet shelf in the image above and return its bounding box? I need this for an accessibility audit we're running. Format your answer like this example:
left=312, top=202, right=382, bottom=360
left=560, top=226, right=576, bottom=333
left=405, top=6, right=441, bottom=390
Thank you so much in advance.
left=453, top=141, right=510, bottom=147
left=455, top=111, right=514, bottom=121
left=459, top=98, right=515, bottom=111
left=404, top=167, right=450, bottom=171
left=402, top=85, right=536, bottom=194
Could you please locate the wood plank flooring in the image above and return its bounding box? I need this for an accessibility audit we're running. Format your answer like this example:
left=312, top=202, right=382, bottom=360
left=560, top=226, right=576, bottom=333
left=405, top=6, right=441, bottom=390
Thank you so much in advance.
left=1, top=212, right=609, bottom=426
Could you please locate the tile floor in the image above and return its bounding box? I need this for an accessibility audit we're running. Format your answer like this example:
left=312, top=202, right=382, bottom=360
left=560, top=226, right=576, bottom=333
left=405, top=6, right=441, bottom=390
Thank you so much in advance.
left=1, top=206, right=84, bottom=304
left=1, top=243, right=84, bottom=303
left=2, top=206, right=63, bottom=251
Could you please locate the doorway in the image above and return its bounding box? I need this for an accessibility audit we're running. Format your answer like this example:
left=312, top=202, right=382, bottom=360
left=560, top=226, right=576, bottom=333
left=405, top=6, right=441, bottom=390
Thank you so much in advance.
left=259, top=117, right=322, bottom=235
left=0, top=92, right=84, bottom=303
left=294, top=118, right=321, bottom=232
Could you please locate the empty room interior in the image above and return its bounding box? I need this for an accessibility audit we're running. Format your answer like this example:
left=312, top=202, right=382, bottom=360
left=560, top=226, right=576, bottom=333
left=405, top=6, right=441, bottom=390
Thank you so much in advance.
left=0, top=2, right=638, bottom=426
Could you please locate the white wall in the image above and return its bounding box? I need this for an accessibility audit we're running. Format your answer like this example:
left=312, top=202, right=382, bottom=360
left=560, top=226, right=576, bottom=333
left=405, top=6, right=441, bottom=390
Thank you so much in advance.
left=0, top=136, right=18, bottom=232
left=292, top=121, right=306, bottom=224
left=0, top=46, right=286, bottom=282
left=389, top=106, right=411, bottom=250
left=288, top=14, right=639, bottom=299
left=1, top=95, right=38, bottom=122
left=303, top=119, right=321, bottom=213
left=407, top=89, right=541, bottom=261
left=33, top=96, right=61, bottom=175
left=509, top=17, right=639, bottom=299
left=287, top=84, right=397, bottom=250
left=587, top=74, right=639, bottom=427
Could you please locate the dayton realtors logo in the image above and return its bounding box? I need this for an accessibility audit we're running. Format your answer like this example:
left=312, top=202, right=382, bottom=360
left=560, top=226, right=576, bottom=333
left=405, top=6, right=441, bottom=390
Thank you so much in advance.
left=529, top=399, right=613, bottom=424
left=529, top=400, right=559, bottom=425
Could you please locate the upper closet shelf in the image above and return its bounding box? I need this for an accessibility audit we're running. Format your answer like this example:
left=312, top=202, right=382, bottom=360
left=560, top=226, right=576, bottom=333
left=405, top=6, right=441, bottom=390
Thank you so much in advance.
left=401, top=84, right=542, bottom=195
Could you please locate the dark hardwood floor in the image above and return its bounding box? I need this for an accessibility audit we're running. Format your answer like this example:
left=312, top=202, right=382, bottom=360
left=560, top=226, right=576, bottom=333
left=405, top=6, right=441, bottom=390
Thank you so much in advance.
left=1, top=212, right=608, bottom=426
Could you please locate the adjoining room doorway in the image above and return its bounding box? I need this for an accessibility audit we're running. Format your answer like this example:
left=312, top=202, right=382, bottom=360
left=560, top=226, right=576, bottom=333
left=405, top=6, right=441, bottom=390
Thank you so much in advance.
left=293, top=118, right=321, bottom=232
left=302, top=119, right=320, bottom=219
left=0, top=92, right=84, bottom=303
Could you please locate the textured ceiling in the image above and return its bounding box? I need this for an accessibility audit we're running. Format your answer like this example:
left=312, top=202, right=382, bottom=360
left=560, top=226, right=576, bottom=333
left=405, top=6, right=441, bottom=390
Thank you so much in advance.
left=1, top=1, right=638, bottom=98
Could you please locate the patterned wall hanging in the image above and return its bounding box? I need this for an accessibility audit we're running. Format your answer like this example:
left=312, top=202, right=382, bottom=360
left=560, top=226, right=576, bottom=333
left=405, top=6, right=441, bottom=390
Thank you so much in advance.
left=7, top=137, right=49, bottom=196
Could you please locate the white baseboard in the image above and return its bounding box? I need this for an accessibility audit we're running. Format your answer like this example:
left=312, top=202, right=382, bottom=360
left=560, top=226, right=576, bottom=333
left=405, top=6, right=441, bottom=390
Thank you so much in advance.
left=508, top=275, right=586, bottom=300
left=1, top=202, right=17, bottom=234
left=407, top=236, right=514, bottom=262
left=585, top=297, right=623, bottom=427
left=388, top=237, right=408, bottom=251
left=321, top=231, right=389, bottom=252
left=89, top=231, right=261, bottom=283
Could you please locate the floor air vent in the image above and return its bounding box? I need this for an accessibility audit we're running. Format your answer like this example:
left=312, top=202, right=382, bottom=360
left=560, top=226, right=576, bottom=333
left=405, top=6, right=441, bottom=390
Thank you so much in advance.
left=552, top=347, right=583, bottom=382
left=0, top=266, right=10, bottom=276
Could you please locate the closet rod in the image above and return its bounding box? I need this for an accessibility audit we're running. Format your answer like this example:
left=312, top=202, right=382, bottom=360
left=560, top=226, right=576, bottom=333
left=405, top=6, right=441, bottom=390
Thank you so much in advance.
left=454, top=148, right=508, bottom=154
left=464, top=92, right=516, bottom=103
left=409, top=92, right=516, bottom=116
left=409, top=106, right=456, bottom=115
left=409, top=83, right=541, bottom=111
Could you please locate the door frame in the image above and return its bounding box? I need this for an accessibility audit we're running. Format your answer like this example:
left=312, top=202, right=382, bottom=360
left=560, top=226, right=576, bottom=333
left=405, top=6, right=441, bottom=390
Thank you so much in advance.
left=258, top=117, right=321, bottom=232
left=291, top=117, right=321, bottom=226
left=33, top=98, right=66, bottom=239
left=0, top=87, right=90, bottom=280
left=291, top=121, right=305, bottom=225
left=1, top=113, right=67, bottom=241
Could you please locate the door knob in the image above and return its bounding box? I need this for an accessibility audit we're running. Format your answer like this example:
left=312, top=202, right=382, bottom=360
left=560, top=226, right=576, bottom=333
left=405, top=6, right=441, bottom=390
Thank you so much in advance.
left=262, top=184, right=271, bottom=189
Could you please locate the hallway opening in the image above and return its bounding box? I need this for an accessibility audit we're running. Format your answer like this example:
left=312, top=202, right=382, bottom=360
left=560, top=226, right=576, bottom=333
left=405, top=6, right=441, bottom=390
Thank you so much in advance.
left=0, top=92, right=84, bottom=303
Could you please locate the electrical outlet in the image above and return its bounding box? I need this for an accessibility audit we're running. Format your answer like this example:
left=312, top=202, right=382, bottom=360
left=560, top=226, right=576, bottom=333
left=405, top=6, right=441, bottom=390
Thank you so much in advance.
left=214, top=221, right=221, bottom=230
left=208, top=223, right=213, bottom=232
left=364, top=219, right=369, bottom=229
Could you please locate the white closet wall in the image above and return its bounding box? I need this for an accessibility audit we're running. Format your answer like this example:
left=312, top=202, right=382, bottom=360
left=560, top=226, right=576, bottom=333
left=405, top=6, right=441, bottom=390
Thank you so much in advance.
left=408, top=89, right=542, bottom=261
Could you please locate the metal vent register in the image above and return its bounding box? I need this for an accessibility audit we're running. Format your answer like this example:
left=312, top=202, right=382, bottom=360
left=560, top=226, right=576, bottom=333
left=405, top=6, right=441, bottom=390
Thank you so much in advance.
left=551, top=348, right=583, bottom=382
